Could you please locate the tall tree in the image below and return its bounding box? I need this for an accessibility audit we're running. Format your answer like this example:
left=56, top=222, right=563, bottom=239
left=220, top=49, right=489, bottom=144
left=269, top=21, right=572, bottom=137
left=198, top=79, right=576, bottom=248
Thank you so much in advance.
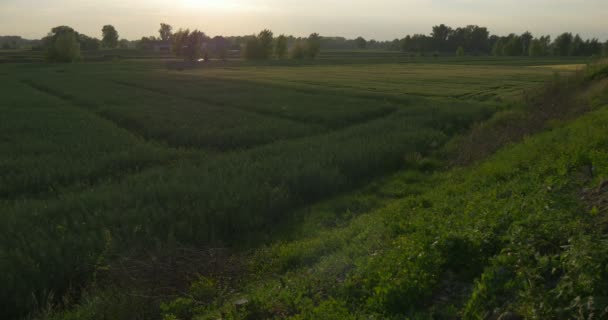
left=275, top=34, right=288, bottom=59
left=172, top=29, right=190, bottom=57
left=520, top=31, right=533, bottom=56
left=184, top=30, right=204, bottom=61
left=431, top=24, right=451, bottom=52
left=306, top=33, right=321, bottom=59
left=492, top=37, right=506, bottom=56
left=528, top=39, right=545, bottom=56
left=528, top=36, right=551, bottom=57
left=570, top=34, right=584, bottom=56
left=355, top=36, right=367, bottom=49
left=553, top=32, right=573, bottom=56
left=503, top=34, right=523, bottom=56
left=159, top=23, right=173, bottom=41
left=46, top=28, right=81, bottom=62
left=101, top=25, right=119, bottom=48
left=585, top=38, right=602, bottom=56
left=172, top=29, right=205, bottom=61
left=258, top=29, right=274, bottom=59
left=468, top=25, right=490, bottom=54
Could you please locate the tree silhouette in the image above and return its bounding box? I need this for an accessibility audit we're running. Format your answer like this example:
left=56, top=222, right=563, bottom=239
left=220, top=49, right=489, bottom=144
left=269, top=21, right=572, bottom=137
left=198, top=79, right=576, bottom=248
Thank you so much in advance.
left=101, top=25, right=119, bottom=48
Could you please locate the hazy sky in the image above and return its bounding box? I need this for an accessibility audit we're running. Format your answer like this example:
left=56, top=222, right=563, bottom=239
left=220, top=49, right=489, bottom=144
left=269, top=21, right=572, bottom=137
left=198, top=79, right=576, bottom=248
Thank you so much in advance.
left=1, top=0, right=607, bottom=41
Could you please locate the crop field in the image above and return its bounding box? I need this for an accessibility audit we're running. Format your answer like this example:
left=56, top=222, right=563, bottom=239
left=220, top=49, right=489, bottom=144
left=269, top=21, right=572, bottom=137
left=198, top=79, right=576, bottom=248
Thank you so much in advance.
left=0, top=57, right=586, bottom=316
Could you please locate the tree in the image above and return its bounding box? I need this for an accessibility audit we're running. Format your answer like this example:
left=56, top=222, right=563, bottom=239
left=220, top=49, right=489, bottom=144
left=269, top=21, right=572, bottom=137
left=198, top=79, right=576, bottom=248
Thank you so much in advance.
left=355, top=36, right=367, bottom=49
left=101, top=25, right=119, bottom=48
left=390, top=39, right=401, bottom=51
left=570, top=34, right=584, bottom=56
left=290, top=41, right=306, bottom=59
left=456, top=46, right=465, bottom=56
left=258, top=29, right=274, bottom=59
left=553, top=32, right=573, bottom=56
left=50, top=26, right=76, bottom=36
left=402, top=34, right=432, bottom=55
left=492, top=38, right=506, bottom=56
left=529, top=39, right=546, bottom=56
left=502, top=34, right=523, bottom=56
left=244, top=30, right=274, bottom=60
left=459, top=25, right=490, bottom=54
left=306, top=33, right=321, bottom=59
left=448, top=27, right=466, bottom=52
left=137, top=36, right=159, bottom=50
left=431, top=24, right=451, bottom=52
left=159, top=23, right=173, bottom=41
left=586, top=38, right=602, bottom=56
left=520, top=31, right=533, bottom=56
left=78, top=34, right=100, bottom=51
left=184, top=30, right=204, bottom=61
left=46, top=30, right=81, bottom=62
left=275, top=35, right=288, bottom=59
left=118, top=39, right=130, bottom=49
left=171, top=29, right=205, bottom=61
left=603, top=41, right=608, bottom=56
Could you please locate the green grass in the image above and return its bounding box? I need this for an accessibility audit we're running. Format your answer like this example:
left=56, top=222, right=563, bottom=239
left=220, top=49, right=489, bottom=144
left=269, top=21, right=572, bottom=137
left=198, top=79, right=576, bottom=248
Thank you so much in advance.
left=0, top=57, right=589, bottom=319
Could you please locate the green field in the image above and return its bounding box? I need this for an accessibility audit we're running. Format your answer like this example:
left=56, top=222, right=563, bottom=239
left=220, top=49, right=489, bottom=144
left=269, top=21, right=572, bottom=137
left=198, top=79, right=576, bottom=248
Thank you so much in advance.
left=1, top=56, right=602, bottom=319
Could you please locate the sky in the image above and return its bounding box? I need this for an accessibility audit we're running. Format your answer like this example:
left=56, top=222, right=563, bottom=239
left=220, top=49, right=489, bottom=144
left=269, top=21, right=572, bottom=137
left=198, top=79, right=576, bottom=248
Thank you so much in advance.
left=1, top=0, right=607, bottom=41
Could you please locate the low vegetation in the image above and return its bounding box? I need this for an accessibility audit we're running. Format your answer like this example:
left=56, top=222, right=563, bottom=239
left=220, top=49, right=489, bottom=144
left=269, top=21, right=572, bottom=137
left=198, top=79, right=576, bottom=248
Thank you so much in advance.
left=146, top=62, right=608, bottom=320
left=1, top=59, right=505, bottom=318
left=2, top=46, right=606, bottom=320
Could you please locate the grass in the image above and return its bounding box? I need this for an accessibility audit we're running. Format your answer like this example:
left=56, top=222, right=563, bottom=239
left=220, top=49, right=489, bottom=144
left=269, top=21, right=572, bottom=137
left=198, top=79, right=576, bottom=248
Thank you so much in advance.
left=0, top=56, right=591, bottom=319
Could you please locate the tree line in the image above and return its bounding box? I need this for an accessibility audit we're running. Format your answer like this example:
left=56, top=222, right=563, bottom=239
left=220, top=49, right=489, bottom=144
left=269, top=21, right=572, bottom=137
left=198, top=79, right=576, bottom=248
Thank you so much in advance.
left=138, top=24, right=322, bottom=61
left=393, top=24, right=608, bottom=56
left=41, top=25, right=127, bottom=62
left=40, top=23, right=608, bottom=62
